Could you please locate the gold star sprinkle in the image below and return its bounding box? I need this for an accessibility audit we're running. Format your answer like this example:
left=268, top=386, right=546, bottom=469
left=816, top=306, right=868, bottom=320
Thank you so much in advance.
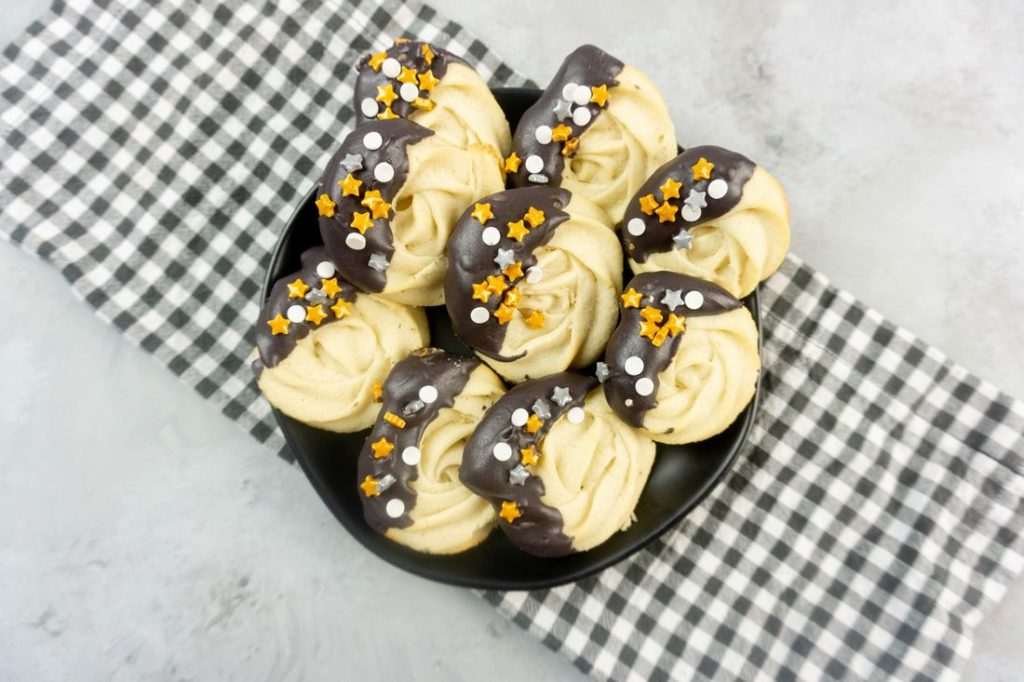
left=504, top=287, right=521, bottom=308
left=472, top=281, right=492, bottom=303
left=287, top=277, right=310, bottom=299
left=375, top=83, right=398, bottom=106
left=692, top=157, right=715, bottom=181
left=525, top=414, right=543, bottom=434
left=360, top=475, right=381, bottom=497
left=640, top=319, right=660, bottom=340
left=315, top=193, right=335, bottom=217
left=664, top=313, right=686, bottom=336
left=367, top=52, right=387, bottom=71
left=471, top=202, right=493, bottom=223
left=321, top=278, right=342, bottom=298
left=397, top=66, right=419, bottom=85
left=652, top=326, right=670, bottom=347
left=421, top=43, right=435, bottom=64
left=377, top=106, right=398, bottom=120
left=351, top=211, right=374, bottom=234
left=524, top=206, right=545, bottom=228
left=370, top=200, right=391, bottom=219
left=371, top=437, right=394, bottom=459
left=640, top=306, right=664, bottom=323
left=503, top=261, right=524, bottom=280
left=561, top=137, right=580, bottom=157
left=499, top=500, right=522, bottom=523
left=655, top=201, right=679, bottom=223
left=551, top=124, right=572, bottom=142
left=519, top=446, right=539, bottom=466
left=361, top=189, right=383, bottom=209
left=418, top=69, right=440, bottom=92
left=372, top=382, right=383, bottom=401
left=494, top=304, right=515, bottom=325
left=638, top=194, right=659, bottom=215
left=486, top=275, right=509, bottom=296
left=524, top=310, right=545, bottom=329
left=504, top=152, right=522, bottom=173
left=330, top=298, right=351, bottom=318
left=305, top=304, right=327, bottom=325
left=384, top=411, right=406, bottom=429
left=393, top=37, right=410, bottom=44
left=411, top=97, right=434, bottom=111
left=267, top=313, right=290, bottom=335
left=660, top=177, right=682, bottom=200
left=590, top=83, right=610, bottom=107
left=338, top=173, right=362, bottom=197
left=620, top=288, right=643, bottom=308
left=506, top=220, right=529, bottom=242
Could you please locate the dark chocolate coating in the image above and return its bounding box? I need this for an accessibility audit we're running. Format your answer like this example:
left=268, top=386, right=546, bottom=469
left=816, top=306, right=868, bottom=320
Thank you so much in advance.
left=444, top=186, right=572, bottom=361
left=460, top=372, right=598, bottom=557
left=318, top=119, right=434, bottom=293
left=603, top=272, right=742, bottom=427
left=252, top=246, right=359, bottom=371
left=355, top=40, right=465, bottom=121
left=623, top=146, right=756, bottom=263
left=357, top=348, right=479, bottom=534
left=508, top=45, right=623, bottom=187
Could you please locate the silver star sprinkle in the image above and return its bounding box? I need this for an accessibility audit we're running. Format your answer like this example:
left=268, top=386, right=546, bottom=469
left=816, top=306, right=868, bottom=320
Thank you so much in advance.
left=531, top=398, right=552, bottom=420
left=403, top=399, right=425, bottom=416
left=368, top=253, right=390, bottom=272
left=494, top=248, right=517, bottom=270
left=509, top=465, right=530, bottom=486
left=305, top=288, right=327, bottom=305
left=661, top=289, right=685, bottom=312
left=595, top=361, right=610, bottom=383
left=527, top=173, right=550, bottom=184
left=684, top=189, right=707, bottom=210
left=551, top=386, right=572, bottom=407
left=552, top=99, right=572, bottom=120
left=376, top=474, right=397, bottom=493
left=340, top=153, right=364, bottom=172
left=673, top=230, right=694, bottom=250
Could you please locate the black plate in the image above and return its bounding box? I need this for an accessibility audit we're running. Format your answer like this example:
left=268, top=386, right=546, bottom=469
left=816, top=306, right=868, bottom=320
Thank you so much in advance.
left=262, top=87, right=761, bottom=589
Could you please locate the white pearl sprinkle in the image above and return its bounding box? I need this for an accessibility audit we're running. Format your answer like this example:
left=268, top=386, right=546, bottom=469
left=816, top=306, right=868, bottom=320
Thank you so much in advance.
left=535, top=125, right=553, bottom=145
left=374, top=162, right=395, bottom=183
left=493, top=442, right=512, bottom=462
left=363, top=131, right=383, bottom=150
left=567, top=406, right=585, bottom=424
left=625, top=398, right=634, bottom=407
left=681, top=204, right=701, bottom=222
left=385, top=498, right=405, bottom=518
left=572, top=106, right=592, bottom=127
left=511, top=408, right=529, bottom=427
left=399, top=82, right=419, bottom=102
left=573, top=85, right=592, bottom=106
left=345, top=232, right=366, bottom=251
left=685, top=290, right=704, bottom=310
left=401, top=446, right=421, bottom=466
left=481, top=226, right=501, bottom=246
left=624, top=356, right=645, bottom=376
left=316, top=261, right=336, bottom=278
left=418, top=385, right=438, bottom=404
left=561, top=82, right=578, bottom=101
left=470, top=307, right=489, bottom=324
left=524, top=155, right=544, bottom=174
left=286, top=304, right=306, bottom=323
left=360, top=98, right=379, bottom=118
left=635, top=377, right=655, bottom=396
left=381, top=57, right=401, bottom=79
left=707, top=178, right=729, bottom=199
left=526, top=266, right=543, bottom=284
left=626, top=218, right=646, bottom=236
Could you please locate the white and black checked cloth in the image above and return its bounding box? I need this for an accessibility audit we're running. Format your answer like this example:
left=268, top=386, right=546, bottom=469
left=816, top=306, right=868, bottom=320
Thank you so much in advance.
left=2, top=1, right=1023, bottom=679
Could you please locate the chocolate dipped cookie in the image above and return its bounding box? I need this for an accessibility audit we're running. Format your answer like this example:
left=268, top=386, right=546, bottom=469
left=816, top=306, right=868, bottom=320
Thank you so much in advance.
left=253, top=247, right=428, bottom=432
left=506, top=45, right=676, bottom=223
left=444, top=186, right=622, bottom=383
left=602, top=272, right=759, bottom=444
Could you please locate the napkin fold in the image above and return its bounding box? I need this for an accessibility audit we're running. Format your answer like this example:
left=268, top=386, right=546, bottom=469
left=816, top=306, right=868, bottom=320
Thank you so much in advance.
left=2, top=0, right=1022, bottom=679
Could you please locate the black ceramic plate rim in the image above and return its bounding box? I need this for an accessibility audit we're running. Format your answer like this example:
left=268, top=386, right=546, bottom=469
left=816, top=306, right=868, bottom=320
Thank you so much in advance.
left=261, top=87, right=762, bottom=590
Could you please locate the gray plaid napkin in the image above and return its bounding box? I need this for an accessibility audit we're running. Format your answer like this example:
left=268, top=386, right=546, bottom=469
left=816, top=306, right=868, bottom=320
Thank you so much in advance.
left=2, top=0, right=1022, bottom=679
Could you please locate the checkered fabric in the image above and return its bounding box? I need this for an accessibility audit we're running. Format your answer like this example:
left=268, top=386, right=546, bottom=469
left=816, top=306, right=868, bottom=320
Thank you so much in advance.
left=1, top=1, right=1022, bottom=680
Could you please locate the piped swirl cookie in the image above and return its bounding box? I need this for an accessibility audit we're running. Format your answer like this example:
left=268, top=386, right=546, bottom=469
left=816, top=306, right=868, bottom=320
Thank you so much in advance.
left=356, top=349, right=505, bottom=554
left=444, top=186, right=622, bottom=383
left=317, top=119, right=505, bottom=306
left=507, top=45, right=677, bottom=223
left=356, top=38, right=511, bottom=156
left=601, top=272, right=760, bottom=444
left=253, top=247, right=428, bottom=432
left=460, top=373, right=655, bottom=557
left=623, top=145, right=790, bottom=298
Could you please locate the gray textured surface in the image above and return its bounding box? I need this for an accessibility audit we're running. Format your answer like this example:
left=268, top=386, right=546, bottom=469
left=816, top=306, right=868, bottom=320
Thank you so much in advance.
left=1, top=1, right=1022, bottom=680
